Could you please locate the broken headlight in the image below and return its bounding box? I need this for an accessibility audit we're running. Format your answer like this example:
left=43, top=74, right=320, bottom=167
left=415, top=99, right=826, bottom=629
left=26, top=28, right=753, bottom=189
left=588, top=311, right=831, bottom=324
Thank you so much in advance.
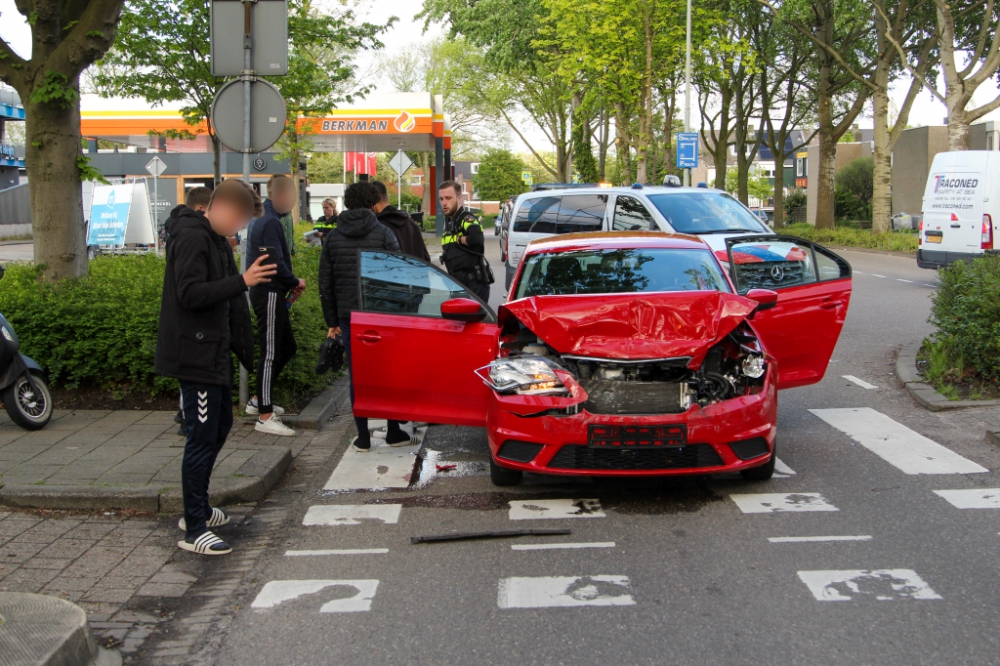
left=741, top=354, right=765, bottom=379
left=475, top=356, right=568, bottom=396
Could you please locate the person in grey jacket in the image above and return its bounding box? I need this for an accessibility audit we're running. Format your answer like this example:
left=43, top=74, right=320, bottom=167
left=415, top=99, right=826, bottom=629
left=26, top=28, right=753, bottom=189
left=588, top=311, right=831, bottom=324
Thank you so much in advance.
left=318, top=181, right=413, bottom=451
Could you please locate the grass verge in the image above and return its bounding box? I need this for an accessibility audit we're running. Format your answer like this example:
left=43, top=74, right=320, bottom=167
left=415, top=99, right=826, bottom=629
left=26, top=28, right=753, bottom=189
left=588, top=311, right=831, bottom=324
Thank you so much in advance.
left=778, top=223, right=918, bottom=254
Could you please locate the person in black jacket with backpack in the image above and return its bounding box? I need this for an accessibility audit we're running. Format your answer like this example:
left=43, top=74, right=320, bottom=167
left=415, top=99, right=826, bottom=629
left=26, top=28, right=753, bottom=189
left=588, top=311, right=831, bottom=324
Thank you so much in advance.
left=155, top=180, right=276, bottom=556
left=318, top=181, right=415, bottom=451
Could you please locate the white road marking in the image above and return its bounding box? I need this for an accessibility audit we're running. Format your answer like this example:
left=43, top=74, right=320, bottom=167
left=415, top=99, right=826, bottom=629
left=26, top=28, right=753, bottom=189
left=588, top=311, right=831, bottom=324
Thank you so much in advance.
left=797, top=570, right=941, bottom=601
left=512, top=542, right=616, bottom=551
left=924, top=283, right=937, bottom=288
left=842, top=375, right=878, bottom=390
left=251, top=579, right=380, bottom=612
left=872, top=274, right=887, bottom=278
left=498, top=576, right=635, bottom=609
left=897, top=278, right=913, bottom=283
left=774, top=458, right=796, bottom=475
left=854, top=271, right=863, bottom=274
left=769, top=535, right=872, bottom=543
left=285, top=549, right=389, bottom=556
left=811, top=408, right=988, bottom=475
left=509, top=499, right=605, bottom=520
left=323, top=431, right=426, bottom=490
left=933, top=488, right=1000, bottom=509
left=730, top=492, right=839, bottom=514
left=302, top=504, right=402, bottom=526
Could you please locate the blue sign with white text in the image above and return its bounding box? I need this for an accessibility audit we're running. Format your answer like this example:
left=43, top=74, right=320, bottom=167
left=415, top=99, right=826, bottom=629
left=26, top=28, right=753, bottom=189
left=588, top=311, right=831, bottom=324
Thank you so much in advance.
left=87, top=184, right=134, bottom=245
left=676, top=132, right=699, bottom=169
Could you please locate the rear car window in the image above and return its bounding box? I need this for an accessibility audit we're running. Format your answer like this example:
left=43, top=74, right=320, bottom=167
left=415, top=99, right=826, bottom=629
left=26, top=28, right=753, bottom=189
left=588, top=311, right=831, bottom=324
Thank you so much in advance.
left=647, top=192, right=768, bottom=234
left=513, top=194, right=607, bottom=234
left=514, top=248, right=731, bottom=298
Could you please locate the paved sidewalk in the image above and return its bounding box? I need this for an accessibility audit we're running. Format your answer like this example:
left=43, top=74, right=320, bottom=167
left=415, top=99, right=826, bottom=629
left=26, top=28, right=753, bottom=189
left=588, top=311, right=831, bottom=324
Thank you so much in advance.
left=0, top=410, right=313, bottom=512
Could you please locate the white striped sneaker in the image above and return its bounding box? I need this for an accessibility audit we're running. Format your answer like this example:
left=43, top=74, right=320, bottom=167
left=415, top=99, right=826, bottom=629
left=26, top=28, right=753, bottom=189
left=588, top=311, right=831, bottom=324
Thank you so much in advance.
left=178, top=507, right=229, bottom=531
left=177, top=530, right=232, bottom=555
left=245, top=399, right=285, bottom=416
left=255, top=415, right=296, bottom=436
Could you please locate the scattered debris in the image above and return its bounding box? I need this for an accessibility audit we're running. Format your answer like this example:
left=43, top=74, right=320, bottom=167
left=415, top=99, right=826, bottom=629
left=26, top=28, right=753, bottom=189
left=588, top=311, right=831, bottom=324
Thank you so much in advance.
left=410, top=528, right=571, bottom=544
left=435, top=464, right=457, bottom=472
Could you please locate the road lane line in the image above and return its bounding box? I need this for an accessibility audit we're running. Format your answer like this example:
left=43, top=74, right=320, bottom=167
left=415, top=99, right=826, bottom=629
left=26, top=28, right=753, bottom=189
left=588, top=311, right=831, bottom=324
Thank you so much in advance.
left=769, top=535, right=872, bottom=543
left=810, top=408, right=988, bottom=475
left=498, top=576, right=635, bottom=608
left=303, top=504, right=402, bottom=526
left=924, top=283, right=937, bottom=287
left=730, top=493, right=838, bottom=514
left=285, top=549, right=389, bottom=556
left=251, top=580, right=380, bottom=612
left=933, top=488, right=1000, bottom=508
left=843, top=375, right=878, bottom=390
left=872, top=274, right=887, bottom=278
left=774, top=458, right=796, bottom=475
left=512, top=542, right=616, bottom=551
left=509, top=499, right=605, bottom=520
left=897, top=279, right=913, bottom=283
left=797, top=570, right=941, bottom=601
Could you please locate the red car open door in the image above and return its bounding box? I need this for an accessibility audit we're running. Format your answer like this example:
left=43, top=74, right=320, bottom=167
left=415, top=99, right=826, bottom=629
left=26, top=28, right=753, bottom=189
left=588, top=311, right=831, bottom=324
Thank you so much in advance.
left=726, top=235, right=852, bottom=390
left=350, top=251, right=497, bottom=427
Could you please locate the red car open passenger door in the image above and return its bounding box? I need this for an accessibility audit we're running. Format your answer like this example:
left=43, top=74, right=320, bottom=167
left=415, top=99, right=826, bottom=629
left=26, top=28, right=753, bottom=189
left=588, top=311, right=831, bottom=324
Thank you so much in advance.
left=350, top=251, right=497, bottom=427
left=726, top=235, right=852, bottom=390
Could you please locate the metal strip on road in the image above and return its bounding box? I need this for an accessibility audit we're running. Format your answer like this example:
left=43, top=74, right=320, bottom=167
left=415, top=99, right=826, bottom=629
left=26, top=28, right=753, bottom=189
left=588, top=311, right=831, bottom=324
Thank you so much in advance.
left=511, top=542, right=616, bottom=551
left=768, top=535, right=872, bottom=543
left=811, top=408, right=988, bottom=475
left=933, top=488, right=1000, bottom=509
left=842, top=375, right=878, bottom=390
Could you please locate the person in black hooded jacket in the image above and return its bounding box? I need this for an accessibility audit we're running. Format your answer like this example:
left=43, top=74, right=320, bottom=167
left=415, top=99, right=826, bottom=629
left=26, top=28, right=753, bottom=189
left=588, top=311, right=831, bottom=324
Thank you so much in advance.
left=371, top=180, right=430, bottom=261
left=318, top=181, right=415, bottom=452
left=155, top=180, right=277, bottom=556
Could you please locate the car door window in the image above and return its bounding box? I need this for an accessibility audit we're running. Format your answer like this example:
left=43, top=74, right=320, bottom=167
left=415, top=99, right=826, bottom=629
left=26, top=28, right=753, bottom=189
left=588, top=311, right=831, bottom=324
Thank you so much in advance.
left=726, top=235, right=850, bottom=294
left=613, top=195, right=655, bottom=231
left=557, top=194, right=607, bottom=233
left=360, top=251, right=490, bottom=318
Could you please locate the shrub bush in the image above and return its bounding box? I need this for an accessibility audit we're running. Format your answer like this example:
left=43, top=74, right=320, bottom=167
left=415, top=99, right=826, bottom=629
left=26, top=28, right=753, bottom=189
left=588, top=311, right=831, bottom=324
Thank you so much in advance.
left=781, top=223, right=918, bottom=254
left=0, top=243, right=335, bottom=405
left=929, top=253, right=1000, bottom=383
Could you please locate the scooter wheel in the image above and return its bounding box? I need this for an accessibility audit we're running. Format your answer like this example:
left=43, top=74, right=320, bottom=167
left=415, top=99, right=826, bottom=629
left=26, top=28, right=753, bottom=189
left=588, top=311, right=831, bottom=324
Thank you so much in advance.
left=2, top=372, right=53, bottom=430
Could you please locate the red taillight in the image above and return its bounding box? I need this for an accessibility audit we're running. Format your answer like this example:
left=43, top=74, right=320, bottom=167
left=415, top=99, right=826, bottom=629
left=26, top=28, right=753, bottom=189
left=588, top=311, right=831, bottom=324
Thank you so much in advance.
left=983, top=214, right=994, bottom=250
left=919, top=217, right=923, bottom=246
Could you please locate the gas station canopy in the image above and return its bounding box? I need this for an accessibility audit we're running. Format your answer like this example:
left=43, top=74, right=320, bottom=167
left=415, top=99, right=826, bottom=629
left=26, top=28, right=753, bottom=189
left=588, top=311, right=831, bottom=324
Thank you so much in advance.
left=80, top=92, right=452, bottom=153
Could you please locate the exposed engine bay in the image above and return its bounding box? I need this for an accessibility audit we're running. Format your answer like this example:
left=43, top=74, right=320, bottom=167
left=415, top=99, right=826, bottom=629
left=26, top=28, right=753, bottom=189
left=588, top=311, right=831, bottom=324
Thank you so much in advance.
left=487, top=317, right=768, bottom=415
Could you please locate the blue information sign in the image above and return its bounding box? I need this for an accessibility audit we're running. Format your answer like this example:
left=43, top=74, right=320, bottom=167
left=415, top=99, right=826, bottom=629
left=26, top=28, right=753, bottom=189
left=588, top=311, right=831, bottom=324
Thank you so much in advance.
left=87, top=184, right=134, bottom=245
left=676, top=132, right=699, bottom=169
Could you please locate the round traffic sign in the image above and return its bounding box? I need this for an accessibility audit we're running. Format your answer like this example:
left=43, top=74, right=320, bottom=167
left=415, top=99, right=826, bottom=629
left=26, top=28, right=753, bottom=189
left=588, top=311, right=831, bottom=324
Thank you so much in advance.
left=211, top=79, right=287, bottom=154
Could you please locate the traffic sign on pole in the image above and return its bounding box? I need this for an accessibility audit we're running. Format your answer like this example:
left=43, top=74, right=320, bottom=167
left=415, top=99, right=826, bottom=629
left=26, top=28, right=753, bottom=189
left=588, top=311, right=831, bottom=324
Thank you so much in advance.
left=210, top=0, right=288, bottom=76
left=676, top=132, right=699, bottom=170
left=144, top=156, right=167, bottom=178
left=211, top=78, right=286, bottom=153
left=388, top=151, right=413, bottom=176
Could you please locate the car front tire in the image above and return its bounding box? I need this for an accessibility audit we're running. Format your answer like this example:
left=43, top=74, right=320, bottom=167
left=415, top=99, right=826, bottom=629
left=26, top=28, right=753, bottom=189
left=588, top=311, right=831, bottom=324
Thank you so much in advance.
left=739, top=446, right=776, bottom=481
left=489, top=456, right=523, bottom=486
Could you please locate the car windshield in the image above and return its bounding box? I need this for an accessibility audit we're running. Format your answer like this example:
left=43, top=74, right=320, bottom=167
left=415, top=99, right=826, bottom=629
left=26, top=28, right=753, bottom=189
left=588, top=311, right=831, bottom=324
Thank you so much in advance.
left=514, top=248, right=731, bottom=298
left=647, top=192, right=769, bottom=234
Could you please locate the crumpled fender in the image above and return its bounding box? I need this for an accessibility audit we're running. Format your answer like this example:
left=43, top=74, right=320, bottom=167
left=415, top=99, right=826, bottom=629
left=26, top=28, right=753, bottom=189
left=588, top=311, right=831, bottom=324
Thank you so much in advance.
left=499, top=292, right=758, bottom=364
left=492, top=368, right=589, bottom=416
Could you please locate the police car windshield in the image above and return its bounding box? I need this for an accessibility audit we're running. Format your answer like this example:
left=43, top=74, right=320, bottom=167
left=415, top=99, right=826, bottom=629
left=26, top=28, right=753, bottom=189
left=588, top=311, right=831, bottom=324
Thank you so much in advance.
left=647, top=192, right=768, bottom=234
left=514, top=248, right=731, bottom=299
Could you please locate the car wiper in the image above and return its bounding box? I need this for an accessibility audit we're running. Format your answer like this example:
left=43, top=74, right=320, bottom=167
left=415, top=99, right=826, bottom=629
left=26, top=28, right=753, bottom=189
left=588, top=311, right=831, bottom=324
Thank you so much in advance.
left=691, top=229, right=748, bottom=234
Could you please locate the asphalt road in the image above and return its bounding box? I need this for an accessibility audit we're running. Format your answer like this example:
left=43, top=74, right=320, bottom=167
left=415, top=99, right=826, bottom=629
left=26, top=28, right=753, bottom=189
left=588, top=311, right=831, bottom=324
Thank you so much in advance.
left=204, top=244, right=1000, bottom=666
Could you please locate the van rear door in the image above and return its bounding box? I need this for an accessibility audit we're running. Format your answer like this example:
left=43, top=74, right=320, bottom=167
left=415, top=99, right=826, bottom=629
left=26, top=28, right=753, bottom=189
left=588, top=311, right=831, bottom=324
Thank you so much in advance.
left=922, top=154, right=986, bottom=265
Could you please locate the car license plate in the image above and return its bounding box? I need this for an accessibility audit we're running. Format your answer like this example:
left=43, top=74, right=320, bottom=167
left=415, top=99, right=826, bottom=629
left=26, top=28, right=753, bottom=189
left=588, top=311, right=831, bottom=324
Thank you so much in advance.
left=926, top=232, right=943, bottom=244
left=588, top=424, right=686, bottom=448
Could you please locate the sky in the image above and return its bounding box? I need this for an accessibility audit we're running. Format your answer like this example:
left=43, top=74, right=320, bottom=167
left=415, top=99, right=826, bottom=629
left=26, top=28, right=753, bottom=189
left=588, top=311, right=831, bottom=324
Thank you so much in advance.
left=1, top=0, right=999, bottom=148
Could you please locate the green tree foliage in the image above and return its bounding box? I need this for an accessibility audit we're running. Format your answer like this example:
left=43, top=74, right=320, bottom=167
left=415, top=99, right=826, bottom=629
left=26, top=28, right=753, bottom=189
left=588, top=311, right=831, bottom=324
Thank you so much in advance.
left=0, top=0, right=124, bottom=280
left=931, top=254, right=1000, bottom=382
left=837, top=156, right=874, bottom=208
left=474, top=149, right=528, bottom=201
left=572, top=115, right=600, bottom=183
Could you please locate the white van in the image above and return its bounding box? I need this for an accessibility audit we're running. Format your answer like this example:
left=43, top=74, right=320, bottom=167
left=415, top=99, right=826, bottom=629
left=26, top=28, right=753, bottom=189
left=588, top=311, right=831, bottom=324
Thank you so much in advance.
left=918, top=151, right=1000, bottom=269
left=502, top=185, right=773, bottom=289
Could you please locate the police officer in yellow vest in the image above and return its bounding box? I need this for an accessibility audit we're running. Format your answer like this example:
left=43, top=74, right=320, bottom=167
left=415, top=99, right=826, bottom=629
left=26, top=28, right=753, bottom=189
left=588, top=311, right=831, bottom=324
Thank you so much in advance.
left=313, top=198, right=338, bottom=239
left=438, top=180, right=492, bottom=302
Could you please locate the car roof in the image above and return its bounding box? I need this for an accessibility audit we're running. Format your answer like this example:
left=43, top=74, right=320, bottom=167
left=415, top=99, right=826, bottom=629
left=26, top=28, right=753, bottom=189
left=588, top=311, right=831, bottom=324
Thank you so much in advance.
left=524, top=231, right=711, bottom=254
left=520, top=185, right=725, bottom=199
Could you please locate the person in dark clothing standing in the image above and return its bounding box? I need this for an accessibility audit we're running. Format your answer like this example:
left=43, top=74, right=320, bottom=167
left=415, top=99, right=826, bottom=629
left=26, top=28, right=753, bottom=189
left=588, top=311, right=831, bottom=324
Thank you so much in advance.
left=318, top=182, right=416, bottom=452
left=314, top=198, right=338, bottom=239
left=371, top=181, right=430, bottom=261
left=439, top=180, right=491, bottom=302
left=155, top=180, right=276, bottom=556
left=246, top=174, right=304, bottom=437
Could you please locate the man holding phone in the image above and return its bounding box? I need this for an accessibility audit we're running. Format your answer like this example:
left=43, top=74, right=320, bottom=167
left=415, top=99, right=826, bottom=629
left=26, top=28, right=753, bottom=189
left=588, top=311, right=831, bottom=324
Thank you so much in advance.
left=246, top=175, right=303, bottom=436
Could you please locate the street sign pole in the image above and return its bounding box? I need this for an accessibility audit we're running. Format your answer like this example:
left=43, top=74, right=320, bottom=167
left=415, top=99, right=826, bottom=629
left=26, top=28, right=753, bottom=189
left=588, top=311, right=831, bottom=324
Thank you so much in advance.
left=153, top=175, right=159, bottom=255
left=239, top=0, right=254, bottom=408
left=684, top=0, right=692, bottom=187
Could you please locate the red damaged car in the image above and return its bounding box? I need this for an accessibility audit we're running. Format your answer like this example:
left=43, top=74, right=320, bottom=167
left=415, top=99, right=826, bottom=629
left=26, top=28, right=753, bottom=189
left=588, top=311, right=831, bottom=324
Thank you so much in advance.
left=351, top=232, right=851, bottom=486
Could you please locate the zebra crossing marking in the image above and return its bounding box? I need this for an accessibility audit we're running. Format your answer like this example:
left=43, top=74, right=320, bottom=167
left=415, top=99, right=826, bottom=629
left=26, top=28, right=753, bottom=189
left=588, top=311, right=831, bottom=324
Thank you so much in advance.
left=498, top=576, right=635, bottom=609
left=302, top=504, right=402, bottom=526
left=933, top=488, right=1000, bottom=509
left=323, top=428, right=427, bottom=491
left=512, top=542, right=616, bottom=551
left=251, top=579, right=380, bottom=612
left=773, top=458, right=796, bottom=478
left=811, top=408, right=988, bottom=475
left=509, top=499, right=605, bottom=520
left=769, top=535, right=871, bottom=543
left=797, top=570, right=941, bottom=602
left=842, top=375, right=878, bottom=390
left=285, top=548, right=389, bottom=556
left=730, top=492, right=839, bottom=514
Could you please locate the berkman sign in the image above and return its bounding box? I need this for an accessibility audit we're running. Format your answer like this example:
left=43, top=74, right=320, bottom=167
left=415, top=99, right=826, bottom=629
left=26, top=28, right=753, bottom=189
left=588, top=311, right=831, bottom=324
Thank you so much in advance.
left=314, top=110, right=423, bottom=134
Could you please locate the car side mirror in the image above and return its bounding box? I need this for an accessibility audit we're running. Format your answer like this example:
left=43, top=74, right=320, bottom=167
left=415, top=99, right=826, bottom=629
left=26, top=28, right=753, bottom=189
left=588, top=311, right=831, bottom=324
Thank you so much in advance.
left=746, top=288, right=778, bottom=311
left=441, top=298, right=486, bottom=323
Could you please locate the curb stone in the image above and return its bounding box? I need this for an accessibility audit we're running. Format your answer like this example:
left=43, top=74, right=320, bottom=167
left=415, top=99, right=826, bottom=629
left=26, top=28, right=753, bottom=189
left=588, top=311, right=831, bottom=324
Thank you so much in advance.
left=279, top=377, right=350, bottom=430
left=0, top=592, right=121, bottom=666
left=897, top=342, right=1000, bottom=412
left=0, top=446, right=293, bottom=514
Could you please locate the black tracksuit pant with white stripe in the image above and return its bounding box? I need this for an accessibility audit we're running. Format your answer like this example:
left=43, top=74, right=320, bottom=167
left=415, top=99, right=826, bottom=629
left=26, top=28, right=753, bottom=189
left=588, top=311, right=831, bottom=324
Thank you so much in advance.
left=250, top=287, right=297, bottom=415
left=180, top=370, right=233, bottom=539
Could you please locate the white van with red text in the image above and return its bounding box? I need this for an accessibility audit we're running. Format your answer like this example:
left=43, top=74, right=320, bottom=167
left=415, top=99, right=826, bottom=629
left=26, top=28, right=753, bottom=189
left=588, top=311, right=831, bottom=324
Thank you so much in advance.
left=918, top=151, right=1000, bottom=269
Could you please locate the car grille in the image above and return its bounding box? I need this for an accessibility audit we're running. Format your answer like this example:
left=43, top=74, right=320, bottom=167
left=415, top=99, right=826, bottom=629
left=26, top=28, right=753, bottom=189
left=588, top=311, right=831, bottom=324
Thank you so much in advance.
left=547, top=443, right=724, bottom=471
left=733, top=261, right=808, bottom=290
left=729, top=437, right=770, bottom=460
left=497, top=440, right=544, bottom=463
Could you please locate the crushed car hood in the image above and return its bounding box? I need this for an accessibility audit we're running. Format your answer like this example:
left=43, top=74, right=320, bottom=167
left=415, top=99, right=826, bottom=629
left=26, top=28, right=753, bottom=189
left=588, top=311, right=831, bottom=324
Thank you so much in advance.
left=500, top=292, right=758, bottom=361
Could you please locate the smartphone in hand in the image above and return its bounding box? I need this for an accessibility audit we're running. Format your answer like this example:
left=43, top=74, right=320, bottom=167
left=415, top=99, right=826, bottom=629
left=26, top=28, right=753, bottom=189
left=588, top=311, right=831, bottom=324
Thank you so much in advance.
left=258, top=246, right=278, bottom=266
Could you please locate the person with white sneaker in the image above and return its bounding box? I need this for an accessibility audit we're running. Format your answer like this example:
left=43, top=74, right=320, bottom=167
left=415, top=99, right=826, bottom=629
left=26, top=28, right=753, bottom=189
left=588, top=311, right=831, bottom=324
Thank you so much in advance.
left=154, top=180, right=274, bottom=556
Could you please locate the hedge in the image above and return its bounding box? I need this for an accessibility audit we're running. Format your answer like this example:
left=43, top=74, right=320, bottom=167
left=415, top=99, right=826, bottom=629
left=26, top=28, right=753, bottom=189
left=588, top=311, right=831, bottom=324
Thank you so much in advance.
left=929, top=253, right=1000, bottom=383
left=0, top=242, right=333, bottom=405
left=779, top=223, right=918, bottom=254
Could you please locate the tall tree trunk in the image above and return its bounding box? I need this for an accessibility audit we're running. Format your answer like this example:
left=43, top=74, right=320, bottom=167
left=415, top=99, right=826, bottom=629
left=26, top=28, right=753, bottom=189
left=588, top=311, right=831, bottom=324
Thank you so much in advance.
left=871, top=82, right=893, bottom=233
left=614, top=106, right=633, bottom=186
left=635, top=6, right=653, bottom=185
left=661, top=89, right=676, bottom=179
left=26, top=86, right=88, bottom=281
left=815, top=56, right=837, bottom=230
left=946, top=103, right=970, bottom=150
left=211, top=134, right=222, bottom=186
left=598, top=109, right=610, bottom=180
left=772, top=158, right=786, bottom=229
